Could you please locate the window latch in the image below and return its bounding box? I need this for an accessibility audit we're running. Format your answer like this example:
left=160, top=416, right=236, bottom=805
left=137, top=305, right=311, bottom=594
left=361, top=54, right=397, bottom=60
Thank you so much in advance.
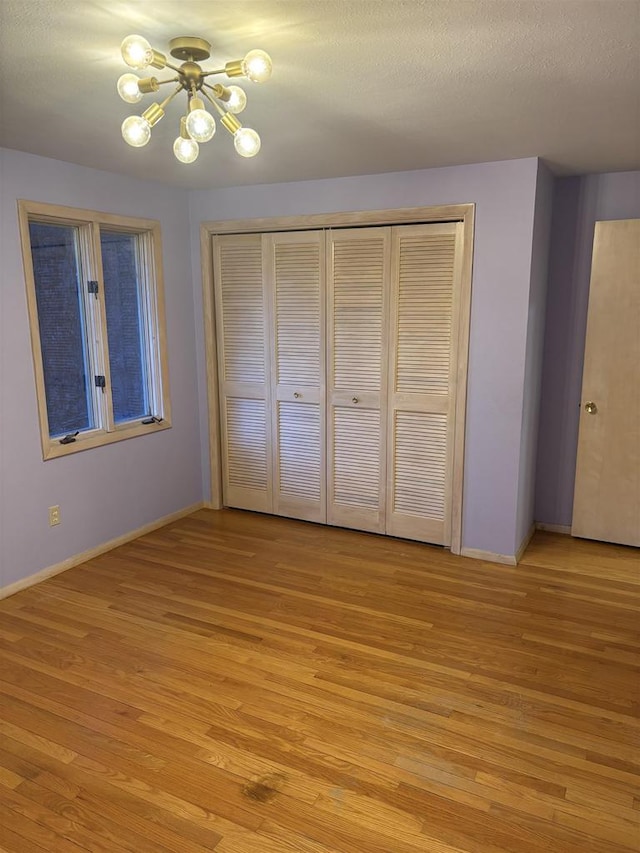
left=94, top=375, right=106, bottom=393
left=87, top=280, right=99, bottom=298
left=141, top=415, right=163, bottom=424
left=60, top=431, right=79, bottom=445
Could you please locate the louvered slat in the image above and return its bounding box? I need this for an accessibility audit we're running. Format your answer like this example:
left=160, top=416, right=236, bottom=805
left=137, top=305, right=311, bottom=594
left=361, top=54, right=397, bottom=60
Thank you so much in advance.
left=275, top=242, right=321, bottom=386
left=332, top=238, right=385, bottom=391
left=278, top=402, right=321, bottom=501
left=219, top=241, right=265, bottom=383
left=226, top=398, right=268, bottom=490
left=333, top=408, right=381, bottom=509
left=396, top=234, right=456, bottom=394
left=393, top=411, right=447, bottom=518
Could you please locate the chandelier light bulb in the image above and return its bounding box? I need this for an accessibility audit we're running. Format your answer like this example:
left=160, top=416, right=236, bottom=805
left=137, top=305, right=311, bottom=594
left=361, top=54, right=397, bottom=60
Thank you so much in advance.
left=173, top=136, right=199, bottom=163
left=117, top=73, right=142, bottom=104
left=242, top=50, right=272, bottom=83
left=121, top=115, right=151, bottom=147
left=226, top=86, right=247, bottom=114
left=234, top=127, right=261, bottom=157
left=186, top=107, right=216, bottom=143
left=121, top=34, right=152, bottom=69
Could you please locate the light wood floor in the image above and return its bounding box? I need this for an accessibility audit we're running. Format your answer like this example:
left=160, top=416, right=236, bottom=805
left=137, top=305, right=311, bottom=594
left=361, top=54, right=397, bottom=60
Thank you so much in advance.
left=0, top=509, right=638, bottom=853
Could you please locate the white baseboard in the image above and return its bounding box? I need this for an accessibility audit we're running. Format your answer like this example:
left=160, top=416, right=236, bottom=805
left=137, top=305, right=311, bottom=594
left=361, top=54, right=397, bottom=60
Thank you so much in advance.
left=0, top=502, right=205, bottom=601
left=460, top=548, right=518, bottom=566
left=516, top=523, right=536, bottom=563
left=536, top=522, right=571, bottom=535
left=461, top=523, right=535, bottom=567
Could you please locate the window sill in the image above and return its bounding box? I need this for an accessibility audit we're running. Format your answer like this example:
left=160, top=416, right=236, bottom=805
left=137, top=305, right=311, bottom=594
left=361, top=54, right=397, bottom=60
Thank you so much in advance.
left=43, top=419, right=171, bottom=460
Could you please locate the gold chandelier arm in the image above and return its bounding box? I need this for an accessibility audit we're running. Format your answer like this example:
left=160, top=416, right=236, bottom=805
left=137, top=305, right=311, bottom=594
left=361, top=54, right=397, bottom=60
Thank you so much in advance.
left=205, top=83, right=231, bottom=100
left=200, top=87, right=227, bottom=117
left=139, top=76, right=180, bottom=94
left=158, top=84, right=184, bottom=111
left=201, top=67, right=228, bottom=78
left=145, top=42, right=184, bottom=73
left=201, top=89, right=242, bottom=135
left=163, top=59, right=185, bottom=73
left=203, top=82, right=232, bottom=104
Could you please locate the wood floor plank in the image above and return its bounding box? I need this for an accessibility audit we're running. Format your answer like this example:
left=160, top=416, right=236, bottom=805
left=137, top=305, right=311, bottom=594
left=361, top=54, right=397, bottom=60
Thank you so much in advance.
left=0, top=734, right=225, bottom=852
left=1, top=508, right=639, bottom=852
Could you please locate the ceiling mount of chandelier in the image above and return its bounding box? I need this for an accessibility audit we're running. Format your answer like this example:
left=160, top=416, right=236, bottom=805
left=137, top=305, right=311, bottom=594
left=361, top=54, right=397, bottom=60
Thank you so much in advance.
left=117, top=34, right=272, bottom=164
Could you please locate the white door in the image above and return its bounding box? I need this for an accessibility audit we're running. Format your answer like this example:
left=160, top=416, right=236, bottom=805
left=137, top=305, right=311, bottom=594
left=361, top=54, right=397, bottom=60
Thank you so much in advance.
left=213, top=235, right=272, bottom=512
left=572, top=219, right=640, bottom=547
left=326, top=228, right=390, bottom=533
left=386, top=223, right=464, bottom=545
left=266, top=231, right=326, bottom=522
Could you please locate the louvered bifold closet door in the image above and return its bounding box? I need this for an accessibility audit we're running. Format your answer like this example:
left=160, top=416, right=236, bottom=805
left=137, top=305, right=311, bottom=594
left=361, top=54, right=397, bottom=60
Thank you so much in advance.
left=266, top=231, right=326, bottom=522
left=327, top=228, right=390, bottom=533
left=213, top=234, right=272, bottom=512
left=386, top=223, right=463, bottom=545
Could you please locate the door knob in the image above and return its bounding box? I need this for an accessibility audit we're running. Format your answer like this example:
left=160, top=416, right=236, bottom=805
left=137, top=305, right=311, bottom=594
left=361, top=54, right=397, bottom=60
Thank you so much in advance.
left=584, top=401, right=598, bottom=414
left=352, top=397, right=359, bottom=404
left=293, top=391, right=301, bottom=399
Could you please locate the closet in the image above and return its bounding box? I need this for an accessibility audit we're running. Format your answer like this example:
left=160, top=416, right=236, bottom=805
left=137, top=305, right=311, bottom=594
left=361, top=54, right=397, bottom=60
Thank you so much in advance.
left=212, top=217, right=467, bottom=548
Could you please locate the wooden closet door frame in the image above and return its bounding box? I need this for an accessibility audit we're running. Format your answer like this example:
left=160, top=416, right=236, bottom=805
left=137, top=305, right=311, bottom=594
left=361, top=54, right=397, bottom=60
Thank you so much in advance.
left=201, top=203, right=474, bottom=555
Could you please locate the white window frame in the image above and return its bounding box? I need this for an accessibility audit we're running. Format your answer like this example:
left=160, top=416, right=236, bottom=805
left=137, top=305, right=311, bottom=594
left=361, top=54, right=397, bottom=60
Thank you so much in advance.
left=18, top=200, right=172, bottom=459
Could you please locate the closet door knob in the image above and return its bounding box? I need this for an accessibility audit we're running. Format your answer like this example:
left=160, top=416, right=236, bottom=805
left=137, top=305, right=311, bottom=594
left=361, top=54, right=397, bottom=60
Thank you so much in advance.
left=584, top=401, right=597, bottom=414
left=293, top=391, right=301, bottom=399
left=352, top=396, right=359, bottom=404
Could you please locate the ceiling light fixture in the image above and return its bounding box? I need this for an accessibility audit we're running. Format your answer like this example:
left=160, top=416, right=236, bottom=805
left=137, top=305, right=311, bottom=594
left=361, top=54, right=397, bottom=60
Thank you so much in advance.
left=117, top=35, right=272, bottom=164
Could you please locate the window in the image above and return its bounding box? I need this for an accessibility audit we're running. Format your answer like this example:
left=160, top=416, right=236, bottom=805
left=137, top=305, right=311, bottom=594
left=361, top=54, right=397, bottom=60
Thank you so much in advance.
left=19, top=201, right=171, bottom=458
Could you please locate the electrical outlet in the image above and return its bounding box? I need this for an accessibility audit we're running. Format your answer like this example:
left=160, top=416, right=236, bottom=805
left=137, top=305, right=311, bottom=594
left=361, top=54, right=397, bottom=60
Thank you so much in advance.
left=48, top=505, right=61, bottom=526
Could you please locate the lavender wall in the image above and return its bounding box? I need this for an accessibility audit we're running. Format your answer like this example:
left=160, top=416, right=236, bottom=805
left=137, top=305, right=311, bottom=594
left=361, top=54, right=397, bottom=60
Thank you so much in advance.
left=2, top=150, right=633, bottom=578
left=189, top=158, right=541, bottom=558
left=0, top=148, right=204, bottom=589
left=514, top=161, right=555, bottom=549
left=535, top=170, right=640, bottom=527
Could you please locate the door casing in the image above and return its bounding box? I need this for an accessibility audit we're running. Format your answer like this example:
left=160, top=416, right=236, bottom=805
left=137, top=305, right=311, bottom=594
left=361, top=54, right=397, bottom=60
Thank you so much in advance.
left=200, top=203, right=474, bottom=555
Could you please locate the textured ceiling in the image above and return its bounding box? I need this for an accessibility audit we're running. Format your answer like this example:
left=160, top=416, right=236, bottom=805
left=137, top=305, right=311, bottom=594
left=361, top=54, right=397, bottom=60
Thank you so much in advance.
left=0, top=0, right=638, bottom=190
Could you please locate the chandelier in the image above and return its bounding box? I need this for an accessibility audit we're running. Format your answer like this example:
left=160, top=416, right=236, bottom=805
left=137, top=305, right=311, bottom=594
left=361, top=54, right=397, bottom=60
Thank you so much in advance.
left=117, top=34, right=272, bottom=164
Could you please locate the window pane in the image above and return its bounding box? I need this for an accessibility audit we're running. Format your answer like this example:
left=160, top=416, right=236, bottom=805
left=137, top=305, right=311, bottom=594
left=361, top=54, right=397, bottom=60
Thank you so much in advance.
left=29, top=222, right=95, bottom=438
left=101, top=230, right=150, bottom=423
